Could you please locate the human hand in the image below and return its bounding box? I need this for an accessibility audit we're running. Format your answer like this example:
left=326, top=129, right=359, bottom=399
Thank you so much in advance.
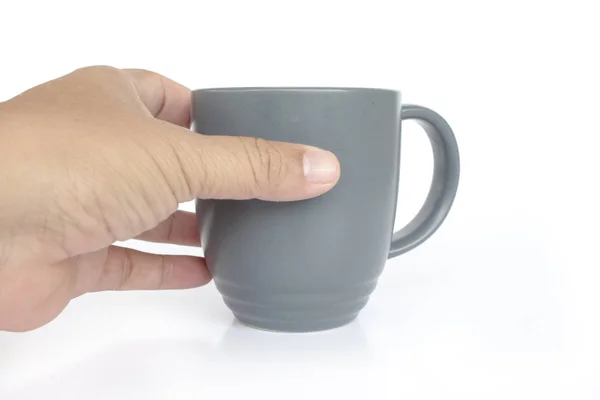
left=0, top=66, right=340, bottom=332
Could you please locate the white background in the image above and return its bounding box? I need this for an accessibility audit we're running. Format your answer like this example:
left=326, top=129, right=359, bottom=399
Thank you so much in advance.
left=1, top=0, right=599, bottom=399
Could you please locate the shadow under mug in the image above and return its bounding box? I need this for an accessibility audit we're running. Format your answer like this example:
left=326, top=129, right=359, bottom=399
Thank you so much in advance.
left=192, top=87, right=460, bottom=333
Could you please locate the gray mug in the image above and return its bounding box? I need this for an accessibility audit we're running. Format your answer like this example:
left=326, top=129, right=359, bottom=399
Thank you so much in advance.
left=192, top=88, right=460, bottom=332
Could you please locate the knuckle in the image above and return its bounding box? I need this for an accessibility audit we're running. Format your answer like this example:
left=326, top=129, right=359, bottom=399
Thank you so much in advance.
left=165, top=213, right=178, bottom=243
left=126, top=68, right=157, bottom=85
left=71, top=65, right=121, bottom=78
left=158, top=255, right=172, bottom=290
left=68, top=66, right=125, bottom=89
left=119, top=249, right=134, bottom=290
left=170, top=139, right=212, bottom=198
left=240, top=137, right=287, bottom=192
left=66, top=66, right=135, bottom=107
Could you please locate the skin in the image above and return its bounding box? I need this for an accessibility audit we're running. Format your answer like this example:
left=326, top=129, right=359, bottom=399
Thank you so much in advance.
left=0, top=66, right=340, bottom=332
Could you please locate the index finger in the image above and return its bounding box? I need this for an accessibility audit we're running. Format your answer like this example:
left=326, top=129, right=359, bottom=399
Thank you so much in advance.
left=124, top=68, right=191, bottom=128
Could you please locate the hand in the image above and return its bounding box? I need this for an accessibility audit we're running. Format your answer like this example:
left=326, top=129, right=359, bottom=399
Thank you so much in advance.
left=0, top=66, right=340, bottom=332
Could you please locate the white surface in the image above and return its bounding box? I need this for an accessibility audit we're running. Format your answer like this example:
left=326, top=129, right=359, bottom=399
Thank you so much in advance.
left=1, top=1, right=599, bottom=399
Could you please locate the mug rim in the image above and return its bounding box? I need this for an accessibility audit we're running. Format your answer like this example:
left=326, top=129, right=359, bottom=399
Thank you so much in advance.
left=193, top=87, right=399, bottom=94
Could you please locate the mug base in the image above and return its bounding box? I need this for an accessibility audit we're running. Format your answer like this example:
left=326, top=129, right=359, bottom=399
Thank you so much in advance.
left=233, top=312, right=359, bottom=333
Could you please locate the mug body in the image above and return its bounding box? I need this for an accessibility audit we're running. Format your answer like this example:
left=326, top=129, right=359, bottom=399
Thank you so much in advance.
left=192, top=87, right=402, bottom=332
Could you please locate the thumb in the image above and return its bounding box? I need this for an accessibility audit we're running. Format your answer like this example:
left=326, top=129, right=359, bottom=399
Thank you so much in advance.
left=157, top=126, right=341, bottom=202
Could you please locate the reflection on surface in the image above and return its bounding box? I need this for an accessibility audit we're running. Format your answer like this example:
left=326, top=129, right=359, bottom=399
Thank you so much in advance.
left=215, top=317, right=372, bottom=366
left=3, top=319, right=377, bottom=400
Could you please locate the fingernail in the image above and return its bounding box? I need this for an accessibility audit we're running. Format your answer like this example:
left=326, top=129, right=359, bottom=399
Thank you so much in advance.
left=303, top=150, right=339, bottom=183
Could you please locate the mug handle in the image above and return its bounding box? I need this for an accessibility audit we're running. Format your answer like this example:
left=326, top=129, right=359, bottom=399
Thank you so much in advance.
left=388, top=104, right=460, bottom=259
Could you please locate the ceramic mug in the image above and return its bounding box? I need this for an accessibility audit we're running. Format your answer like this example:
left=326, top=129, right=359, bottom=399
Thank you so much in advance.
left=192, top=87, right=460, bottom=332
